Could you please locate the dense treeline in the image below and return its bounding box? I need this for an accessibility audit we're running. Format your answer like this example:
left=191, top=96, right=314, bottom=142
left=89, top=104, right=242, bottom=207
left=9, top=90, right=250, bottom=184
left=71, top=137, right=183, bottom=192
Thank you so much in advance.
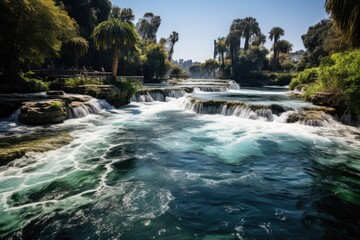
left=289, top=0, right=360, bottom=120
left=0, top=0, right=181, bottom=92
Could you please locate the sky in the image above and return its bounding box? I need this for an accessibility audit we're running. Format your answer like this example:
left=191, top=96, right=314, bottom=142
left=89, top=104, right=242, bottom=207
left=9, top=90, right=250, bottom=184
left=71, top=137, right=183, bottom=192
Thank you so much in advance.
left=112, top=0, right=328, bottom=62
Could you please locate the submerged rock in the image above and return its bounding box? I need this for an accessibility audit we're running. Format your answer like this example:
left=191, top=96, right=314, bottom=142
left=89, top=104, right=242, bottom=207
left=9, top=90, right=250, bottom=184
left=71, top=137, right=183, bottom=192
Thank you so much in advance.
left=19, top=100, right=67, bottom=125
left=0, top=132, right=73, bottom=166
left=286, top=110, right=333, bottom=127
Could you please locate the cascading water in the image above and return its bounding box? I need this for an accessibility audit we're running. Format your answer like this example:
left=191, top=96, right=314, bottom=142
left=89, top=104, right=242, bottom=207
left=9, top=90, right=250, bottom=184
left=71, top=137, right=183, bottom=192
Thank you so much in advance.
left=0, top=84, right=359, bottom=240
left=131, top=89, right=188, bottom=102
left=68, top=98, right=113, bottom=119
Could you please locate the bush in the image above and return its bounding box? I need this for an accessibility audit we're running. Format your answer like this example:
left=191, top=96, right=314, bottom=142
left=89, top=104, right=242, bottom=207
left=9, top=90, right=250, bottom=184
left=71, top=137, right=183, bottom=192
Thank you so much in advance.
left=20, top=72, right=49, bottom=92
left=289, top=68, right=318, bottom=90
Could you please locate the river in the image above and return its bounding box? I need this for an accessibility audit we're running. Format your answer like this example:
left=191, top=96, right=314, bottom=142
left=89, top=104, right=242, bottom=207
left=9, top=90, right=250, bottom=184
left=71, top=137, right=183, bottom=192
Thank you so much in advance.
left=0, top=82, right=359, bottom=239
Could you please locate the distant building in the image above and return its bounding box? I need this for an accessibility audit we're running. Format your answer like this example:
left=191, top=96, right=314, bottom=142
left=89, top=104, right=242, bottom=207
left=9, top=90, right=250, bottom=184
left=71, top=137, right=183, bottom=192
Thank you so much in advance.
left=287, top=50, right=305, bottom=63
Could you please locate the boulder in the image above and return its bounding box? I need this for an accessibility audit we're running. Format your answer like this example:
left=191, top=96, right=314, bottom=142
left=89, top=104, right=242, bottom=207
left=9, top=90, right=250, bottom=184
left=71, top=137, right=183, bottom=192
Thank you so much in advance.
left=310, top=92, right=339, bottom=107
left=18, top=100, right=67, bottom=124
left=0, top=132, right=73, bottom=166
left=286, top=110, right=332, bottom=127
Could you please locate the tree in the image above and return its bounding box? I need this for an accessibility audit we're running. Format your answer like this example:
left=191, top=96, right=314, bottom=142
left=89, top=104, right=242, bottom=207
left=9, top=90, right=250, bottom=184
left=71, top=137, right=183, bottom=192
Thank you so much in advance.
left=269, top=27, right=285, bottom=71
left=189, top=64, right=202, bottom=78
left=275, top=40, right=293, bottom=59
left=168, top=31, right=179, bottom=61
left=0, top=0, right=78, bottom=80
left=61, top=37, right=89, bottom=67
left=136, top=12, right=161, bottom=42
left=251, top=33, right=266, bottom=46
left=92, top=18, right=139, bottom=77
left=325, top=0, right=360, bottom=48
left=111, top=6, right=135, bottom=24
left=143, top=44, right=169, bottom=80
left=242, top=17, right=261, bottom=51
left=216, top=37, right=227, bottom=74
left=201, top=59, right=219, bottom=78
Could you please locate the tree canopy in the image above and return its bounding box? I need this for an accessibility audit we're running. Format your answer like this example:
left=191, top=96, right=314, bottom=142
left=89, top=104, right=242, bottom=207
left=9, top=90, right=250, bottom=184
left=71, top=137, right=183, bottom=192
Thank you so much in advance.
left=0, top=0, right=78, bottom=80
left=325, top=0, right=360, bottom=48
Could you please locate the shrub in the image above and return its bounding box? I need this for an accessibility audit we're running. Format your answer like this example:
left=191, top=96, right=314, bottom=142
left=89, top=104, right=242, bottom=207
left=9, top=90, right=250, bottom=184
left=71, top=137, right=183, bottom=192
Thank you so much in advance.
left=289, top=68, right=318, bottom=90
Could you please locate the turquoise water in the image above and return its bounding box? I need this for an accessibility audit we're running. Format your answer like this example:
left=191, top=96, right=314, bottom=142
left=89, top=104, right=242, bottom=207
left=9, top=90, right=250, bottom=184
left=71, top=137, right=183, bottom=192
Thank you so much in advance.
left=0, top=88, right=360, bottom=239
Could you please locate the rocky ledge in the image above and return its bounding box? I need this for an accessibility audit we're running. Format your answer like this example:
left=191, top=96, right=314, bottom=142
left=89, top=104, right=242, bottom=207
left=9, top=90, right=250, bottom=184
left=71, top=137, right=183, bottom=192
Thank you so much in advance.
left=0, top=132, right=73, bottom=166
left=19, top=100, right=67, bottom=124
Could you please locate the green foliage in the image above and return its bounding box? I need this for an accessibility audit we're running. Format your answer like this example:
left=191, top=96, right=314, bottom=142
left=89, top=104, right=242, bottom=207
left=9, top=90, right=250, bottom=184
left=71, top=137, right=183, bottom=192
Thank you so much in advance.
left=92, top=17, right=139, bottom=77
left=201, top=59, right=219, bottom=78
left=49, top=101, right=63, bottom=111
left=289, top=68, right=318, bottom=90
left=19, top=72, right=49, bottom=92
left=136, top=12, right=161, bottom=41
left=103, top=77, right=141, bottom=105
left=61, top=37, right=89, bottom=66
left=189, top=64, right=202, bottom=78
left=268, top=73, right=295, bottom=86
left=0, top=0, right=78, bottom=79
left=234, top=46, right=268, bottom=82
left=171, top=66, right=186, bottom=76
left=325, top=0, right=360, bottom=48
left=143, top=44, right=169, bottom=80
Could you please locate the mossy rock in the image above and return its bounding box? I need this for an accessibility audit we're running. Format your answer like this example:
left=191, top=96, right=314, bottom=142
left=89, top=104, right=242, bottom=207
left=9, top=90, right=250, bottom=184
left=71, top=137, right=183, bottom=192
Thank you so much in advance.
left=0, top=132, right=73, bottom=166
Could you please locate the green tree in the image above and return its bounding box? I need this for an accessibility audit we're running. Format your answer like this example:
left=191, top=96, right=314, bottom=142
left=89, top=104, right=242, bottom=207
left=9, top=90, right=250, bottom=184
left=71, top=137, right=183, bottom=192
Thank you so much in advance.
left=189, top=64, right=202, bottom=78
left=61, top=37, right=89, bottom=67
left=269, top=27, right=285, bottom=71
left=111, top=6, right=135, bottom=24
left=251, top=33, right=266, bottom=47
left=275, top=40, right=293, bottom=63
left=216, top=37, right=227, bottom=73
left=0, top=0, right=78, bottom=80
left=136, top=12, right=161, bottom=42
left=201, top=59, right=219, bottom=78
left=242, top=17, right=261, bottom=51
left=143, top=44, right=169, bottom=80
left=92, top=18, right=139, bottom=77
left=168, top=31, right=179, bottom=61
left=325, top=0, right=360, bottom=48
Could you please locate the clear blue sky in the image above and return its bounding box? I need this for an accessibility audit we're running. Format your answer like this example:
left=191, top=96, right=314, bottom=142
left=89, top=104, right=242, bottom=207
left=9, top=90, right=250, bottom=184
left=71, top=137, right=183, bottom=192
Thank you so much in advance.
left=112, top=0, right=327, bottom=62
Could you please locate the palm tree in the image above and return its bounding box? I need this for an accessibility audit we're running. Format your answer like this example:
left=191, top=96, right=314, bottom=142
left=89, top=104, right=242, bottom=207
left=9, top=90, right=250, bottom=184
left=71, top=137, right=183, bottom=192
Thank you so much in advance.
left=325, top=0, right=360, bottom=47
left=226, top=19, right=243, bottom=75
left=168, top=31, right=179, bottom=61
left=242, top=17, right=260, bottom=51
left=217, top=37, right=227, bottom=68
left=61, top=37, right=89, bottom=67
left=269, top=27, right=285, bottom=71
left=92, top=18, right=139, bottom=77
left=275, top=40, right=293, bottom=63
left=251, top=33, right=266, bottom=46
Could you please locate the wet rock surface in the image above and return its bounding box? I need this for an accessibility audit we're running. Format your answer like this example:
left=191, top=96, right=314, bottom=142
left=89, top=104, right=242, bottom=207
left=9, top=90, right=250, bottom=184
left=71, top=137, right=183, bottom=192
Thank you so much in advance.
left=0, top=132, right=73, bottom=166
left=18, top=100, right=67, bottom=125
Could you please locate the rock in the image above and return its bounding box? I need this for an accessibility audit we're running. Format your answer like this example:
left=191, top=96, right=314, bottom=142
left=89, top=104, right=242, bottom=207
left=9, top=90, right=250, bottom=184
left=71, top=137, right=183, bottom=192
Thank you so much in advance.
left=18, top=100, right=67, bottom=124
left=0, top=132, right=73, bottom=166
left=310, top=92, right=339, bottom=107
left=286, top=110, right=332, bottom=127
left=271, top=104, right=287, bottom=116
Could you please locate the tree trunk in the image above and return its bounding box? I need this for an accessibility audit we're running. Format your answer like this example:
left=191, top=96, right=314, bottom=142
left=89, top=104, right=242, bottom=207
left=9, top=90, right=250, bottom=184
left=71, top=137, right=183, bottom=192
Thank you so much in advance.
left=244, top=36, right=250, bottom=51
left=112, top=46, right=119, bottom=78
left=272, top=47, right=277, bottom=72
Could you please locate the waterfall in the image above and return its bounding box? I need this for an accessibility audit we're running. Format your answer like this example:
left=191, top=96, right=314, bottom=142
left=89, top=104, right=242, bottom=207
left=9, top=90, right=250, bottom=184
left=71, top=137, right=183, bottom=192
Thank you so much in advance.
left=180, top=97, right=274, bottom=121
left=179, top=96, right=337, bottom=126
left=132, top=89, right=188, bottom=102
left=194, top=86, right=230, bottom=92
left=68, top=98, right=113, bottom=119
left=229, top=80, right=240, bottom=90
